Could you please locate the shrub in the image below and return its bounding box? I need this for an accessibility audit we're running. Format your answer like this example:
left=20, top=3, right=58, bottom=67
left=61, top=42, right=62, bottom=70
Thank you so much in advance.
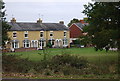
left=51, top=54, right=88, bottom=69
left=46, top=42, right=52, bottom=48
left=2, top=54, right=32, bottom=73
left=34, top=60, right=50, bottom=73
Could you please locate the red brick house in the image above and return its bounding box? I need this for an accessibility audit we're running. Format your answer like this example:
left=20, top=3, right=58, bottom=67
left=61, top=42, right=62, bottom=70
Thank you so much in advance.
left=69, top=23, right=83, bottom=38
left=69, top=22, right=88, bottom=44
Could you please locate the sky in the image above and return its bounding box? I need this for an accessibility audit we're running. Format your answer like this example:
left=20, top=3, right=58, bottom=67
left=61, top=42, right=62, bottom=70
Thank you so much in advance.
left=4, top=0, right=93, bottom=26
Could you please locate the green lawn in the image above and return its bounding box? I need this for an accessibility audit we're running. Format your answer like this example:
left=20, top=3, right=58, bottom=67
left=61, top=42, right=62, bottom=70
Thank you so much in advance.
left=7, top=47, right=118, bottom=63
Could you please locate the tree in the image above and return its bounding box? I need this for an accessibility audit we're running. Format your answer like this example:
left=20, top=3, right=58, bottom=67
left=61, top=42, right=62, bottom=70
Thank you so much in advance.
left=79, top=35, right=91, bottom=47
left=0, top=0, right=11, bottom=47
left=83, top=2, right=120, bottom=51
left=67, top=18, right=80, bottom=27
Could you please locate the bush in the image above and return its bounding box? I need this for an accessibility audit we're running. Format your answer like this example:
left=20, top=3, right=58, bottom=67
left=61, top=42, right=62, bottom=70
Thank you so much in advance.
left=3, top=53, right=118, bottom=78
left=2, top=54, right=33, bottom=73
left=34, top=60, right=50, bottom=73
left=51, top=54, right=88, bottom=69
left=46, top=42, right=52, bottom=48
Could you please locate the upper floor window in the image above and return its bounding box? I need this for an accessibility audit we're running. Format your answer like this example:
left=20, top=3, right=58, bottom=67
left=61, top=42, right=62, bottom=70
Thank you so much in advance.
left=50, top=31, right=53, bottom=37
left=40, top=31, right=44, bottom=38
left=64, top=31, right=67, bottom=37
left=24, top=31, right=28, bottom=38
left=13, top=31, right=17, bottom=38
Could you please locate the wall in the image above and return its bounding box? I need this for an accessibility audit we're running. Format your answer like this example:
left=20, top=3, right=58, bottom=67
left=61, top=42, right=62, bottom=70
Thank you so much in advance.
left=69, top=24, right=83, bottom=38
left=7, top=30, right=70, bottom=48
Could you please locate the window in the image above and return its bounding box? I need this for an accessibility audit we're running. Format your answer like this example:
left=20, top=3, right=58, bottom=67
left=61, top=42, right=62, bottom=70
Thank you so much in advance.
left=64, top=31, right=67, bottom=37
left=24, top=31, right=28, bottom=38
left=50, top=33, right=53, bottom=37
left=40, top=32, right=44, bottom=37
left=25, top=34, right=28, bottom=37
left=39, top=40, right=44, bottom=46
left=23, top=40, right=30, bottom=48
left=12, top=41, right=19, bottom=48
left=31, top=40, right=38, bottom=47
left=63, top=39, right=68, bottom=46
left=12, top=42, right=19, bottom=48
left=50, top=31, right=53, bottom=37
left=49, top=39, right=54, bottom=45
left=13, top=31, right=17, bottom=38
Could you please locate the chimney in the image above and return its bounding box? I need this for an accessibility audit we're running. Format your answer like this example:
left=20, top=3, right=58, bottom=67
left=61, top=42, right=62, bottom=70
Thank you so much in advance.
left=37, top=18, right=42, bottom=23
left=59, top=21, right=64, bottom=24
left=11, top=18, right=16, bottom=23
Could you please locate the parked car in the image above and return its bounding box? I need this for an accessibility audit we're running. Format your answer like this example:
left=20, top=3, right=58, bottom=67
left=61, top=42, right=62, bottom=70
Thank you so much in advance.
left=80, top=45, right=84, bottom=48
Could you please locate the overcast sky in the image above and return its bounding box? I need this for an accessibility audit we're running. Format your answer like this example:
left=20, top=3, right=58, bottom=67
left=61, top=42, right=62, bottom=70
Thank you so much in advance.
left=4, top=0, right=93, bottom=26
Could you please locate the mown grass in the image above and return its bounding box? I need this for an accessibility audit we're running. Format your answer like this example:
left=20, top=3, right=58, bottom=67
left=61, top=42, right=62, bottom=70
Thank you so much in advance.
left=7, top=47, right=118, bottom=64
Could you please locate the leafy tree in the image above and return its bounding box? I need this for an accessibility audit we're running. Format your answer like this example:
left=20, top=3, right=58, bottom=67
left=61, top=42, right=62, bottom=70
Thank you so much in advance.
left=68, top=18, right=80, bottom=27
left=0, top=1, right=11, bottom=47
left=83, top=2, right=120, bottom=51
left=79, top=35, right=91, bottom=47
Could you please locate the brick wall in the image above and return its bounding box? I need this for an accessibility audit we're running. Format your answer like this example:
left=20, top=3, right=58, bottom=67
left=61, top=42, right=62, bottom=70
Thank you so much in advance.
left=69, top=24, right=83, bottom=38
left=2, top=47, right=37, bottom=53
left=15, top=47, right=37, bottom=52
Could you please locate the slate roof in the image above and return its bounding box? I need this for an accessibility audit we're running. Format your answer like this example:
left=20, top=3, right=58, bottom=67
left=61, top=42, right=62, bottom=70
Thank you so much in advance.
left=8, top=22, right=69, bottom=31
left=73, top=23, right=89, bottom=30
left=74, top=23, right=84, bottom=29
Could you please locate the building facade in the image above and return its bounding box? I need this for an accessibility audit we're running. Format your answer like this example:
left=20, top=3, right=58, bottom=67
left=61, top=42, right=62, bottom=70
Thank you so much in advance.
left=69, top=23, right=84, bottom=43
left=6, top=18, right=70, bottom=51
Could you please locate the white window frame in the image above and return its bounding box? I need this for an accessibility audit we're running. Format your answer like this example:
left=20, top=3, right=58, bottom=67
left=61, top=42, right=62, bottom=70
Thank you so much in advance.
left=63, top=39, right=68, bottom=46
left=31, top=40, right=38, bottom=47
left=11, top=41, right=19, bottom=49
left=64, top=31, right=67, bottom=37
left=24, top=31, right=28, bottom=38
left=13, top=31, right=17, bottom=38
left=23, top=41, right=30, bottom=48
left=40, top=31, right=44, bottom=38
left=50, top=31, right=53, bottom=37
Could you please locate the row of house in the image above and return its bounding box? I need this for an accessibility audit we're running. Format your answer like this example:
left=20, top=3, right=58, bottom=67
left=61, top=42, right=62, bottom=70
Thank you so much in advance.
left=5, top=18, right=87, bottom=52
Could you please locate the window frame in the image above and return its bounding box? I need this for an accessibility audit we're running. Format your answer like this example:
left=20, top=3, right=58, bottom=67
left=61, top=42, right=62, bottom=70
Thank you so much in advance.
left=63, top=39, right=68, bottom=46
left=31, top=40, right=38, bottom=47
left=23, top=41, right=30, bottom=48
left=50, top=31, right=53, bottom=37
left=40, top=31, right=44, bottom=38
left=12, top=41, right=19, bottom=49
left=24, top=31, right=28, bottom=38
left=13, top=31, right=17, bottom=38
left=64, top=31, right=67, bottom=37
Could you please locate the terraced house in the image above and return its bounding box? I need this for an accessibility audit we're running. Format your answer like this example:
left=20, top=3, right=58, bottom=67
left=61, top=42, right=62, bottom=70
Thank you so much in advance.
left=6, top=18, right=70, bottom=51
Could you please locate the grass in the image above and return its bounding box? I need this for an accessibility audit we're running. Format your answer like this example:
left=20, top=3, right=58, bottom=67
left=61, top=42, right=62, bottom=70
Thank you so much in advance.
left=4, top=47, right=119, bottom=79
left=6, top=47, right=118, bottom=64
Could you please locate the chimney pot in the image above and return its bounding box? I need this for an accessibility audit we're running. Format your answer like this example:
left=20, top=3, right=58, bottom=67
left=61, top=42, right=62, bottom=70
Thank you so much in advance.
left=37, top=18, right=42, bottom=23
left=11, top=18, right=16, bottom=23
left=59, top=21, right=64, bottom=24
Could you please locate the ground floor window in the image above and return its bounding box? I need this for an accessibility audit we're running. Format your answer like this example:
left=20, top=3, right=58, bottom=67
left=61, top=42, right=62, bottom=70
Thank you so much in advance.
left=49, top=39, right=54, bottom=45
left=39, top=41, right=44, bottom=47
left=31, top=40, right=38, bottom=47
left=12, top=42, right=19, bottom=48
left=56, top=40, right=59, bottom=47
left=63, top=39, right=68, bottom=46
left=23, top=40, right=30, bottom=48
left=55, top=39, right=62, bottom=47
